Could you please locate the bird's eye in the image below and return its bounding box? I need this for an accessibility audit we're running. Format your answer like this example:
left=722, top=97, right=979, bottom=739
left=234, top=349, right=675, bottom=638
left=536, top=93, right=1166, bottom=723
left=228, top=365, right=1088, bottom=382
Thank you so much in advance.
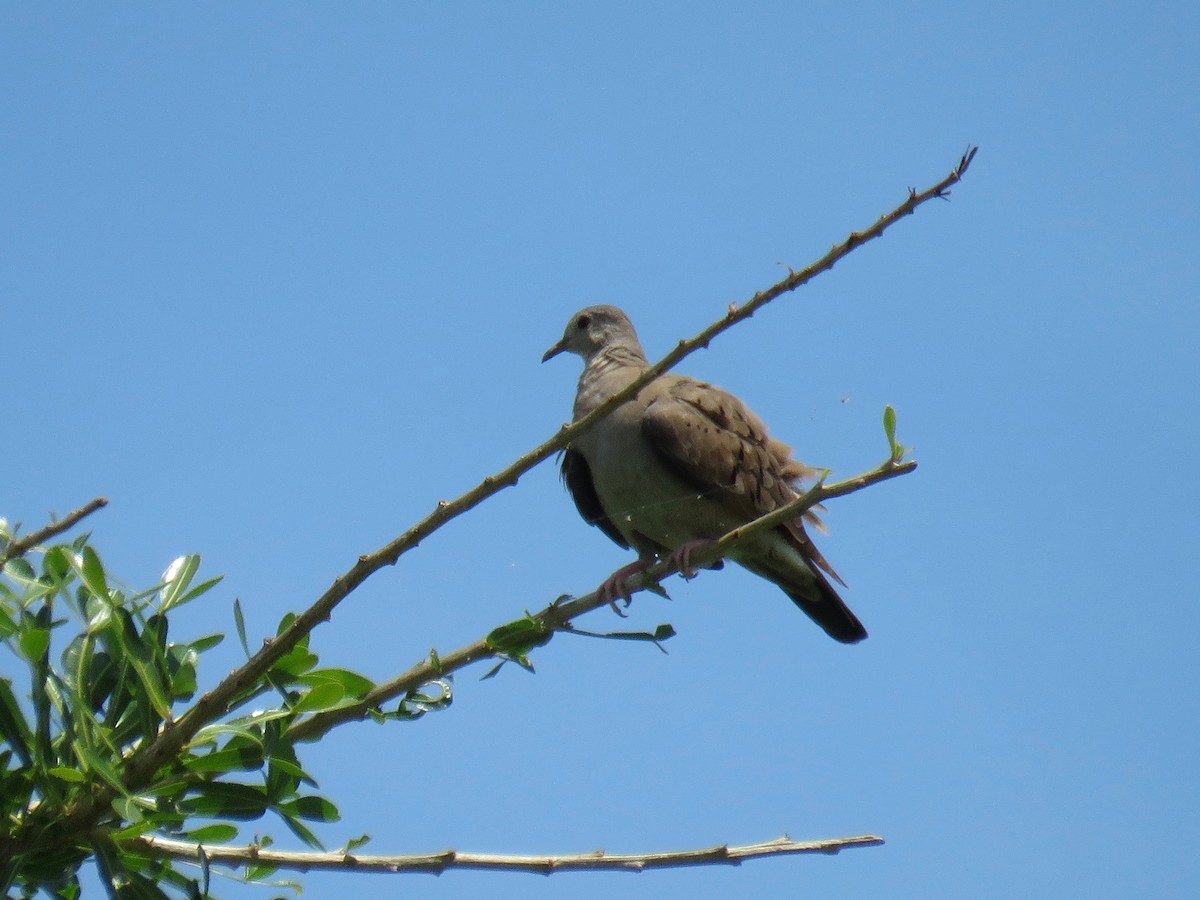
left=576, top=315, right=591, bottom=330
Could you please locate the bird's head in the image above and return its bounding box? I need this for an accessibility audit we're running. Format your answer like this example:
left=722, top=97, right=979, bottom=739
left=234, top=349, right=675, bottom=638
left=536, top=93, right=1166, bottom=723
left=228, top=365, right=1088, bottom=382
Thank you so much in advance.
left=541, top=305, right=644, bottom=364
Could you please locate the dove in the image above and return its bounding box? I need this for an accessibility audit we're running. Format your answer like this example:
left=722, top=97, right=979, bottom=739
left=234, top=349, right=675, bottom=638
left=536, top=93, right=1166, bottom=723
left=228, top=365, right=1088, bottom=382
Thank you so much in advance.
left=543, top=305, right=866, bottom=643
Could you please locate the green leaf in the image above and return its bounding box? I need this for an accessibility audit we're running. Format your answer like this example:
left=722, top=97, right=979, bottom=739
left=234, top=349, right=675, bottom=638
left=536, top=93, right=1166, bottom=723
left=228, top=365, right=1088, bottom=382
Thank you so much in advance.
left=266, top=753, right=315, bottom=787
left=79, top=744, right=131, bottom=796
left=233, top=598, right=249, bottom=656
left=0, top=606, right=17, bottom=638
left=189, top=721, right=264, bottom=749
left=79, top=546, right=110, bottom=599
left=281, top=794, right=340, bottom=823
left=3, top=557, right=36, bottom=581
left=296, top=668, right=374, bottom=699
left=42, top=546, right=73, bottom=584
left=181, top=782, right=269, bottom=820
left=112, top=795, right=146, bottom=824
left=484, top=617, right=554, bottom=675
left=145, top=613, right=169, bottom=650
left=289, top=682, right=344, bottom=715
left=110, top=608, right=174, bottom=722
left=243, top=863, right=279, bottom=882
left=19, top=626, right=50, bottom=662
left=276, top=610, right=301, bottom=638
left=182, top=823, right=239, bottom=843
left=883, top=404, right=906, bottom=460
left=85, top=596, right=114, bottom=634
left=170, top=661, right=198, bottom=700
left=278, top=813, right=324, bottom=850
left=85, top=650, right=118, bottom=710
left=176, top=576, right=223, bottom=608
left=46, top=766, right=86, bottom=783
left=217, top=706, right=298, bottom=730
left=60, top=632, right=88, bottom=689
left=184, top=744, right=266, bottom=774
left=486, top=616, right=553, bottom=657
left=184, top=633, right=224, bottom=655
left=269, top=647, right=319, bottom=679
left=345, top=833, right=372, bottom=852
left=157, top=555, right=200, bottom=612
left=0, top=678, right=33, bottom=765
left=108, top=818, right=166, bottom=843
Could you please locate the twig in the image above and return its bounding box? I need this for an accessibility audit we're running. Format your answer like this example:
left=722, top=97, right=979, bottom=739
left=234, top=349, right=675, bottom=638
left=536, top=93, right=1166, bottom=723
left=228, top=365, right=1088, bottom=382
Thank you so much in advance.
left=133, top=833, right=884, bottom=875
left=50, top=148, right=974, bottom=845
left=0, top=498, right=109, bottom=566
left=287, top=455, right=914, bottom=742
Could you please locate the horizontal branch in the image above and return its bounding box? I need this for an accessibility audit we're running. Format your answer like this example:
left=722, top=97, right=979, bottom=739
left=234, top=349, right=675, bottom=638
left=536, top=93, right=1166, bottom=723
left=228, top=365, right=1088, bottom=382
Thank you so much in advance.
left=287, top=453, right=914, bottom=742
left=0, top=498, right=108, bottom=566
left=134, top=833, right=884, bottom=876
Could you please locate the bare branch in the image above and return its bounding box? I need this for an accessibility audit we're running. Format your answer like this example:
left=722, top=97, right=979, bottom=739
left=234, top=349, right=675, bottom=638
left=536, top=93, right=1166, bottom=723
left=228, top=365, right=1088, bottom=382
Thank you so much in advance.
left=0, top=498, right=109, bottom=566
left=133, top=833, right=884, bottom=875
left=287, top=454, right=915, bottom=742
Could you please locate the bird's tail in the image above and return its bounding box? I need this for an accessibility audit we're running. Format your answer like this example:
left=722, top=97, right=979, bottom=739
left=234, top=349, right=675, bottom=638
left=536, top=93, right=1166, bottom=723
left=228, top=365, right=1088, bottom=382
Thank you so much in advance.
left=738, top=540, right=868, bottom=644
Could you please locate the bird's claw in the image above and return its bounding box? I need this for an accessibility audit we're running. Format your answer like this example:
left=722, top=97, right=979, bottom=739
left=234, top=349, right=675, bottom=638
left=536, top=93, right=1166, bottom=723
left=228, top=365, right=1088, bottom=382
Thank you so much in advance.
left=597, top=561, right=651, bottom=615
left=666, top=539, right=718, bottom=580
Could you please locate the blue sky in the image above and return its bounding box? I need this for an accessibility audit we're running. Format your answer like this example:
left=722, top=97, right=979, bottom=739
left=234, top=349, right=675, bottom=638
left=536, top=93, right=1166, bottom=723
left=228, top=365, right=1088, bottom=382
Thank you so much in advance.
left=4, top=3, right=1198, bottom=898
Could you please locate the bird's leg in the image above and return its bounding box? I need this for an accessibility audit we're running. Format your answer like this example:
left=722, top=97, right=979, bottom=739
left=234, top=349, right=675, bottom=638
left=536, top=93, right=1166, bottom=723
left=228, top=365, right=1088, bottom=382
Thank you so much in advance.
left=597, top=559, right=653, bottom=615
left=665, top=539, right=721, bottom=579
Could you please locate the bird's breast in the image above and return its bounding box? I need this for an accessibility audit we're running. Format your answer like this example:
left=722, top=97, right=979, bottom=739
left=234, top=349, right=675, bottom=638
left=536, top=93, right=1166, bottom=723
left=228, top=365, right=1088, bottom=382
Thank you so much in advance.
left=574, top=402, right=738, bottom=550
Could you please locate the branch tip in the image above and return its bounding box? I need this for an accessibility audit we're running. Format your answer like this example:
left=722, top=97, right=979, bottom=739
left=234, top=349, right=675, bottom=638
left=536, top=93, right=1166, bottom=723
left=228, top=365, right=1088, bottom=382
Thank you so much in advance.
left=0, top=497, right=110, bottom=565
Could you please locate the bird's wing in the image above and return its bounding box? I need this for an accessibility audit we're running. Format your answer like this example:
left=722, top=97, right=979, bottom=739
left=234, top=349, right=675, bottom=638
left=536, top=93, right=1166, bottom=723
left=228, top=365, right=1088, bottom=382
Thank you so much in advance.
left=641, top=375, right=845, bottom=585
left=560, top=447, right=630, bottom=549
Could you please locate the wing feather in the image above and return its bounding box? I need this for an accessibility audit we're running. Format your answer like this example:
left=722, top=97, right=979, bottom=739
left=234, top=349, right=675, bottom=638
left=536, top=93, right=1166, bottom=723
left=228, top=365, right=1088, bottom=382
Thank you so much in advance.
left=560, top=447, right=630, bottom=549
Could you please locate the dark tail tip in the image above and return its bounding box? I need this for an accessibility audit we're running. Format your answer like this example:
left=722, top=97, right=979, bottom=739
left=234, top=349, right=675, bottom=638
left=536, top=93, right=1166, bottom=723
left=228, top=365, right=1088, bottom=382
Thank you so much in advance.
left=784, top=582, right=868, bottom=644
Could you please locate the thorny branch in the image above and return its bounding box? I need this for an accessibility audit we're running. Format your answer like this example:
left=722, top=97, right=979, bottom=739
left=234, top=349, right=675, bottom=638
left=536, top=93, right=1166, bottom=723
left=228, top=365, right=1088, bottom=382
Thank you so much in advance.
left=40, top=147, right=976, bottom=854
left=133, top=833, right=884, bottom=876
left=287, top=454, right=915, bottom=742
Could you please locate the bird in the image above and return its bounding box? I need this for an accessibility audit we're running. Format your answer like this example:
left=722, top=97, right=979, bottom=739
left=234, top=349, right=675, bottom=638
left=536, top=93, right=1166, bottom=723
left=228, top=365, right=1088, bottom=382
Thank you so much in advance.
left=542, top=304, right=867, bottom=643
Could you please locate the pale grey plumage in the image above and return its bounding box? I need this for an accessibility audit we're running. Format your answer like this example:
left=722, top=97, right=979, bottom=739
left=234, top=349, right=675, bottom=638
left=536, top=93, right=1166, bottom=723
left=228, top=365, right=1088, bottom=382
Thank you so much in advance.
left=543, top=305, right=866, bottom=643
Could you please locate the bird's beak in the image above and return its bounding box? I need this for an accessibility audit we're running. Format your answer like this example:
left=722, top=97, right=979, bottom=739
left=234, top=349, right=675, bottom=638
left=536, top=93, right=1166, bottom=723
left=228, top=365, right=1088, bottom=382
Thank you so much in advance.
left=541, top=339, right=567, bottom=363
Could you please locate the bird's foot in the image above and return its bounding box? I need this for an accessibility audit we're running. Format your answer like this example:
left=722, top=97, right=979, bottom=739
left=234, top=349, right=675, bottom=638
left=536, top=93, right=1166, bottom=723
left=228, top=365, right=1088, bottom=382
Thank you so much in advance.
left=597, top=561, right=651, bottom=616
left=666, top=539, right=721, bottom=580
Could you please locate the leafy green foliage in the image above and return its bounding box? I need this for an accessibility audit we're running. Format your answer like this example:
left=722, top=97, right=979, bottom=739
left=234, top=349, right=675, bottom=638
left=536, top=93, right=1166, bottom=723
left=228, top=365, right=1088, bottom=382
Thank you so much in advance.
left=0, top=520, right=415, bottom=898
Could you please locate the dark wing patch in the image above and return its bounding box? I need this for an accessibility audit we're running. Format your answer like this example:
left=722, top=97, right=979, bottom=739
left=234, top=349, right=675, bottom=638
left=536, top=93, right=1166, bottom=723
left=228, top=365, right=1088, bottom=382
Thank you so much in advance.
left=560, top=447, right=630, bottom=549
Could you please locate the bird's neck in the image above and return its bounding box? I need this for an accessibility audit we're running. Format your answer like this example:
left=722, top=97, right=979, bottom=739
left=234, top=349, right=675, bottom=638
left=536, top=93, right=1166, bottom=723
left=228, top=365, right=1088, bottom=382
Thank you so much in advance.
left=574, top=344, right=649, bottom=419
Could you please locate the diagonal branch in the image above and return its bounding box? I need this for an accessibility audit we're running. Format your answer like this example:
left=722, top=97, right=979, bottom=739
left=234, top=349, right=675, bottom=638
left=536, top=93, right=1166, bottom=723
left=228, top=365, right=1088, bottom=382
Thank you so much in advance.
left=0, top=498, right=109, bottom=566
left=53, top=147, right=974, bottom=841
left=287, top=454, right=915, bottom=742
left=132, top=832, right=884, bottom=875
